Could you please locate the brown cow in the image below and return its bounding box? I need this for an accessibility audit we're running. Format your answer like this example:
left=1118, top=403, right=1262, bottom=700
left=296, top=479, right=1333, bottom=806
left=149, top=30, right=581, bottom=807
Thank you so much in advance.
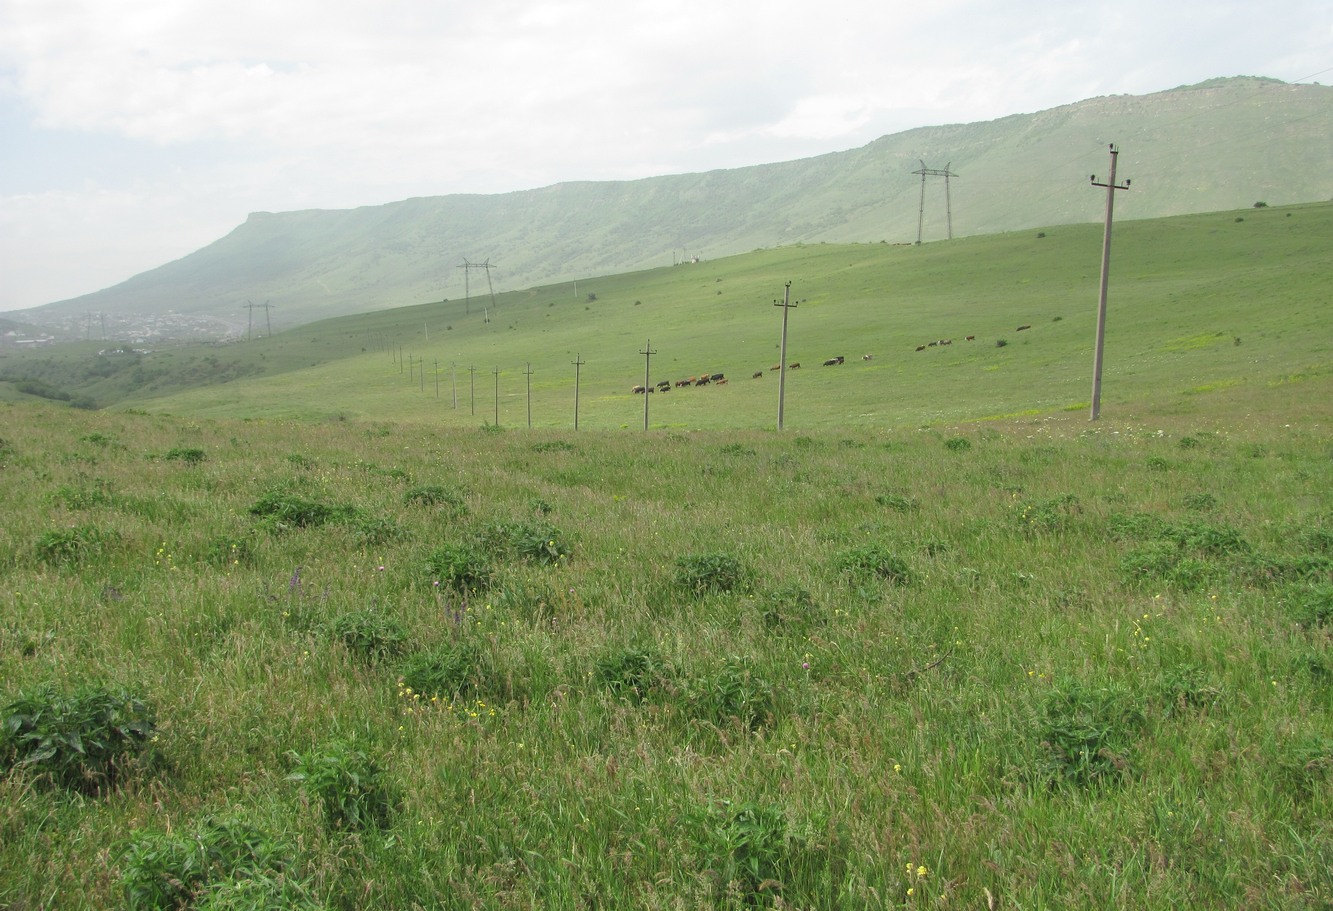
left=1016, top=325, right=1031, bottom=332
left=752, top=371, right=764, bottom=379
left=966, top=335, right=975, bottom=341
left=789, top=363, right=801, bottom=369
left=632, top=385, right=647, bottom=394
left=769, top=364, right=781, bottom=371
left=676, top=378, right=694, bottom=388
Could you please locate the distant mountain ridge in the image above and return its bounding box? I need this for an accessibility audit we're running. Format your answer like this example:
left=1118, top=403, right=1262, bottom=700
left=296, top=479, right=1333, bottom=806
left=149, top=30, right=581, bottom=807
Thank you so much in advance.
left=20, top=76, right=1333, bottom=329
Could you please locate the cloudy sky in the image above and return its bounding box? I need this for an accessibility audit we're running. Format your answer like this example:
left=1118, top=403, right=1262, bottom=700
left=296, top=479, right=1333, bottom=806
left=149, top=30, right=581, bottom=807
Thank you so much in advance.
left=1, top=0, right=1328, bottom=312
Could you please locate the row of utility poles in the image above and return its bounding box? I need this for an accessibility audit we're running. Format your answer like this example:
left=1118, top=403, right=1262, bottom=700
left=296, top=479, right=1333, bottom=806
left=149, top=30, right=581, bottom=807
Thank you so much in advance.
left=372, top=144, right=1128, bottom=430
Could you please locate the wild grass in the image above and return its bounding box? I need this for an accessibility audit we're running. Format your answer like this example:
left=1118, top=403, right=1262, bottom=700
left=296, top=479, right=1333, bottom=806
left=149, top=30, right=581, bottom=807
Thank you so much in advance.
left=0, top=385, right=1329, bottom=909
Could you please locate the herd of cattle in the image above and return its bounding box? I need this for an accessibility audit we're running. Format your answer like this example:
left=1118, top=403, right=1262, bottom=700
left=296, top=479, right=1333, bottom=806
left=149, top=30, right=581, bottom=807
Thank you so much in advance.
left=629, top=325, right=1036, bottom=393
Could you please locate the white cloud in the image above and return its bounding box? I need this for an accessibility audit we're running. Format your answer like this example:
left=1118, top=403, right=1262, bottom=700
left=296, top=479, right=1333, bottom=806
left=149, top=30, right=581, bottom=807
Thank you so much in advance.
left=0, top=0, right=1328, bottom=309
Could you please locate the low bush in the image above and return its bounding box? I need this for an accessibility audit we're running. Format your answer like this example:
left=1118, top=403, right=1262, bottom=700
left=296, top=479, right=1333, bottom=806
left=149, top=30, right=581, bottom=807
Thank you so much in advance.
left=119, top=815, right=297, bottom=911
left=833, top=544, right=911, bottom=584
left=286, top=739, right=398, bottom=832
left=35, top=524, right=118, bottom=565
left=1, top=683, right=156, bottom=795
left=425, top=542, right=493, bottom=592
left=327, top=609, right=409, bottom=663
left=1038, top=679, right=1144, bottom=787
left=399, top=640, right=491, bottom=699
left=675, top=553, right=749, bottom=595
left=593, top=647, right=674, bottom=704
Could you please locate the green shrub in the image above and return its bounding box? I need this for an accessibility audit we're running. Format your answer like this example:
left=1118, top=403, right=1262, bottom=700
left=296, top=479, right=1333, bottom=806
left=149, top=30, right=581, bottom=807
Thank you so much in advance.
left=164, top=446, right=206, bottom=464
left=1, top=683, right=156, bottom=795
left=759, top=584, right=824, bottom=631
left=593, top=647, right=674, bottom=704
left=205, top=534, right=256, bottom=568
left=693, top=657, right=774, bottom=730
left=425, top=543, right=493, bottom=592
left=35, top=524, right=117, bottom=565
left=286, top=740, right=398, bottom=832
left=50, top=480, right=114, bottom=509
left=1181, top=492, right=1217, bottom=511
left=399, top=640, right=491, bottom=699
left=675, top=553, right=749, bottom=595
left=944, top=437, right=972, bottom=452
left=403, top=484, right=467, bottom=514
left=1275, top=735, right=1333, bottom=802
left=874, top=492, right=919, bottom=512
left=248, top=490, right=357, bottom=530
left=1016, top=494, right=1081, bottom=534
left=833, top=544, right=911, bottom=584
left=349, top=514, right=405, bottom=547
left=119, top=816, right=294, bottom=911
left=1038, top=680, right=1144, bottom=787
left=1289, top=584, right=1333, bottom=629
left=1118, top=541, right=1211, bottom=590
left=327, top=609, right=408, bottom=663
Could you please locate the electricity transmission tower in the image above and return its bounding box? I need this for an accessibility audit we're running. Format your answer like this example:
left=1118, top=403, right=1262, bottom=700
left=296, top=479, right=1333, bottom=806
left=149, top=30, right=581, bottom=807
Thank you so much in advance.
left=911, top=161, right=958, bottom=244
left=244, top=300, right=272, bottom=340
left=458, top=259, right=498, bottom=318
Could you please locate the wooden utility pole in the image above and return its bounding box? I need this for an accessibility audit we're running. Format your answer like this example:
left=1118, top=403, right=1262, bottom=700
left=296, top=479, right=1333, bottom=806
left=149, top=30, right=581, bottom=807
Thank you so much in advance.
left=639, top=340, right=657, bottom=431
left=774, top=281, right=797, bottom=431
left=1089, top=144, right=1131, bottom=421
left=524, top=363, right=534, bottom=428
left=572, top=353, right=585, bottom=430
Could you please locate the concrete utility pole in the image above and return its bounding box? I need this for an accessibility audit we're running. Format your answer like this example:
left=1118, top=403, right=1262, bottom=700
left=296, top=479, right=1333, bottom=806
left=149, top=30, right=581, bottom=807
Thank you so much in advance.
left=434, top=359, right=440, bottom=398
left=451, top=362, right=458, bottom=409
left=912, top=161, right=958, bottom=244
left=492, top=366, right=500, bottom=426
left=572, top=353, right=585, bottom=430
left=640, top=339, right=657, bottom=431
left=524, top=363, right=534, bottom=428
left=468, top=365, right=477, bottom=415
left=1089, top=144, right=1131, bottom=422
left=773, top=281, right=798, bottom=431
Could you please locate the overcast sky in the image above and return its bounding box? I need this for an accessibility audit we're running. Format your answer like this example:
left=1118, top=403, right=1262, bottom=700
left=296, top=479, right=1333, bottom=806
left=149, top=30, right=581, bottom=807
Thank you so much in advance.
left=1, top=0, right=1328, bottom=313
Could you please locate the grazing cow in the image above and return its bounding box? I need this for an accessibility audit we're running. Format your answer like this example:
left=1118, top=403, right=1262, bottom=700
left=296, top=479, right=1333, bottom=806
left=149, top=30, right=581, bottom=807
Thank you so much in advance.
left=695, top=376, right=710, bottom=386
left=928, top=341, right=938, bottom=347
left=966, top=335, right=975, bottom=341
left=863, top=354, right=873, bottom=361
left=716, top=378, right=728, bottom=385
left=676, top=378, right=694, bottom=388
left=632, top=385, right=646, bottom=394
left=789, top=363, right=801, bottom=369
left=752, top=371, right=764, bottom=379
left=915, top=345, right=926, bottom=351
left=823, top=356, right=845, bottom=366
left=941, top=339, right=952, bottom=346
left=1016, top=325, right=1031, bottom=332
left=656, top=380, right=671, bottom=390
left=710, top=373, right=725, bottom=381
left=769, top=364, right=781, bottom=371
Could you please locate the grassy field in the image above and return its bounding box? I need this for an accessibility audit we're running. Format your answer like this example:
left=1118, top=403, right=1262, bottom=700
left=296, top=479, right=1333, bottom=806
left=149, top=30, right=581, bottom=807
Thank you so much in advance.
left=1, top=370, right=1330, bottom=907
left=4, top=200, right=1330, bottom=433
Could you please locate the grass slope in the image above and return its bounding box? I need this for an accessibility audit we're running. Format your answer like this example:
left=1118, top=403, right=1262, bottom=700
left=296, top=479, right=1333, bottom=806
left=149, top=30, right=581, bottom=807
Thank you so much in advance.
left=23, top=77, right=1333, bottom=327
left=75, top=200, right=1333, bottom=430
left=0, top=377, right=1329, bottom=909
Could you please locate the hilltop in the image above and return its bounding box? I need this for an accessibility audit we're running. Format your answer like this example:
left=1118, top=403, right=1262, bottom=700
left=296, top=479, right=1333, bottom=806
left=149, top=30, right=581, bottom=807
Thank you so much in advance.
left=14, top=76, right=1333, bottom=332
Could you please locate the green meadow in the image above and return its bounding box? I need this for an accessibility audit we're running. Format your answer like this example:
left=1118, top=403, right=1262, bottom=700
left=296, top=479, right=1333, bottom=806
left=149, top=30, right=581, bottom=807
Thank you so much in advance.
left=1, top=201, right=1331, bottom=909
left=4, top=201, right=1330, bottom=431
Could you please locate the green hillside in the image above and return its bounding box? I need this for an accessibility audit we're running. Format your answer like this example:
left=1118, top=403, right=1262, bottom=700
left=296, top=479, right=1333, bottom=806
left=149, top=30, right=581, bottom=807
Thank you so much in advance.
left=30, top=200, right=1319, bottom=431
left=18, top=77, right=1333, bottom=329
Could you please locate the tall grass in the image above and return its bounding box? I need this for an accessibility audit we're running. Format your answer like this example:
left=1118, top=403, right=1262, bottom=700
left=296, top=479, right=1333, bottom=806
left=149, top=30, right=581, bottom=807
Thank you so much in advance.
left=0, top=388, right=1330, bottom=909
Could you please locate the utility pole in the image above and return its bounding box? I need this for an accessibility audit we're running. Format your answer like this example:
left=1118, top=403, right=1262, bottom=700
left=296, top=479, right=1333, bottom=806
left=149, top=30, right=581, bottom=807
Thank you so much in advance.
left=773, top=281, right=798, bottom=431
left=912, top=161, right=958, bottom=244
left=492, top=366, right=500, bottom=426
left=1089, top=144, right=1131, bottom=422
left=420, top=356, right=425, bottom=393
left=468, top=365, right=476, bottom=415
left=408, top=354, right=415, bottom=385
left=572, top=353, right=585, bottom=430
left=245, top=301, right=256, bottom=341
left=639, top=339, right=657, bottom=431
left=451, top=362, right=458, bottom=409
left=434, top=359, right=440, bottom=398
left=524, top=362, right=534, bottom=428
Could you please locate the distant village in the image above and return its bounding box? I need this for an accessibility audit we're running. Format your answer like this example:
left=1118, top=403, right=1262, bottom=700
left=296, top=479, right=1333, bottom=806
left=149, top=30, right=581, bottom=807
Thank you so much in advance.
left=1, top=310, right=247, bottom=350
